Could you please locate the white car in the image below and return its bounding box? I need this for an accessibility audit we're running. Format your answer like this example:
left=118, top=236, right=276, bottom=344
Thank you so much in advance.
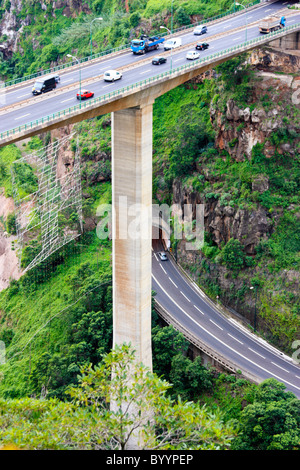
left=103, top=70, right=122, bottom=82
left=158, top=251, right=168, bottom=261
left=186, top=50, right=200, bottom=60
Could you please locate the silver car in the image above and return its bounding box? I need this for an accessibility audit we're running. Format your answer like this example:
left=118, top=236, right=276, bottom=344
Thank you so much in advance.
left=158, top=251, right=168, bottom=261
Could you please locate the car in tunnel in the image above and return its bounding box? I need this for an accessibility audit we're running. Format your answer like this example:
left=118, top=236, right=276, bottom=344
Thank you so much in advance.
left=158, top=251, right=168, bottom=261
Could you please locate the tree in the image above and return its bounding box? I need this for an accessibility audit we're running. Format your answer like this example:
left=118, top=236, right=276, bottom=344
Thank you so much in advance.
left=232, top=379, right=300, bottom=450
left=168, top=121, right=211, bottom=180
left=169, top=354, right=213, bottom=400
left=221, top=238, right=246, bottom=271
left=0, top=344, right=235, bottom=450
left=152, top=324, right=188, bottom=381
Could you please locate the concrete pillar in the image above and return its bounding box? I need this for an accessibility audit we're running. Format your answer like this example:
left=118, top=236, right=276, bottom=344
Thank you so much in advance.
left=112, top=103, right=153, bottom=371
left=269, top=31, right=300, bottom=51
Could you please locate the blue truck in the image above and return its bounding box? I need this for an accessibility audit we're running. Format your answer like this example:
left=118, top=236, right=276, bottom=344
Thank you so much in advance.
left=131, top=35, right=165, bottom=54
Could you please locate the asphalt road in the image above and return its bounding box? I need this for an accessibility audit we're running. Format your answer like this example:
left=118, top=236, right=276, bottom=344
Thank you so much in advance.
left=152, top=243, right=300, bottom=397
left=1, top=0, right=299, bottom=134
left=1, top=0, right=300, bottom=395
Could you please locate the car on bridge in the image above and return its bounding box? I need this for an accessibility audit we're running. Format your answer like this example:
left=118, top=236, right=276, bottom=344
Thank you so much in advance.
left=76, top=89, right=94, bottom=100
left=193, top=25, right=207, bottom=35
left=152, top=56, right=167, bottom=65
left=158, top=251, right=168, bottom=261
left=195, top=42, right=209, bottom=50
left=104, top=70, right=123, bottom=82
left=186, top=50, right=200, bottom=60
left=32, top=75, right=57, bottom=95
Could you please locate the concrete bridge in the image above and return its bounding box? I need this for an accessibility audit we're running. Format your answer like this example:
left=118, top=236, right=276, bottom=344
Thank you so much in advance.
left=1, top=2, right=300, bottom=389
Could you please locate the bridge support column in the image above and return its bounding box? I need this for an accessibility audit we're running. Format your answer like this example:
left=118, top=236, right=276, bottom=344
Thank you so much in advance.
left=112, top=103, right=153, bottom=371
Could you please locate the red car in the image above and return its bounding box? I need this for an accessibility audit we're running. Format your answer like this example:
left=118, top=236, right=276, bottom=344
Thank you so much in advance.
left=77, top=89, right=94, bottom=100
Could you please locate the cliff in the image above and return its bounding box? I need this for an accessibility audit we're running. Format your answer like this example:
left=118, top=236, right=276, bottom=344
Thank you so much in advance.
left=170, top=48, right=300, bottom=352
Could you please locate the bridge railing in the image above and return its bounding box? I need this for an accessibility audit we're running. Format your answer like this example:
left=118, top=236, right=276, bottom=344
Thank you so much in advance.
left=1, top=20, right=300, bottom=143
left=154, top=300, right=262, bottom=384
left=0, top=0, right=260, bottom=90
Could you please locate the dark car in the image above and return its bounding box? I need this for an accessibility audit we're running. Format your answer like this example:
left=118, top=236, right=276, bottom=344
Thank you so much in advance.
left=77, top=89, right=94, bottom=100
left=195, top=42, right=209, bottom=50
left=32, top=75, right=56, bottom=95
left=193, top=25, right=207, bottom=35
left=152, top=56, right=167, bottom=65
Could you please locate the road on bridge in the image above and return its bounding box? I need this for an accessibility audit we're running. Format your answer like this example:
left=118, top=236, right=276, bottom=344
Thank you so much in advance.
left=1, top=0, right=300, bottom=397
left=0, top=0, right=299, bottom=135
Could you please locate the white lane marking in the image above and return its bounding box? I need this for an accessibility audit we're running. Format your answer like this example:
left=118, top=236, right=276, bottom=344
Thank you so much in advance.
left=17, top=93, right=30, bottom=98
left=152, top=273, right=300, bottom=392
left=174, top=58, right=183, bottom=62
left=248, top=348, right=266, bottom=359
left=180, top=290, right=191, bottom=302
left=271, top=362, right=290, bottom=374
left=210, top=319, right=223, bottom=330
left=228, top=333, right=243, bottom=345
left=194, top=304, right=204, bottom=315
left=15, top=113, right=30, bottom=120
left=160, top=264, right=167, bottom=274
left=140, top=69, right=151, bottom=74
left=233, top=36, right=241, bottom=41
left=169, top=277, right=178, bottom=288
left=60, top=97, right=74, bottom=103
left=223, top=24, right=232, bottom=28
left=62, top=78, right=74, bottom=83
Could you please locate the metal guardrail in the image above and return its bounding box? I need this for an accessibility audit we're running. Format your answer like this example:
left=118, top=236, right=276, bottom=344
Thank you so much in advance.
left=154, top=300, right=262, bottom=384
left=1, top=20, right=299, bottom=143
left=0, top=0, right=261, bottom=90
left=0, top=18, right=264, bottom=117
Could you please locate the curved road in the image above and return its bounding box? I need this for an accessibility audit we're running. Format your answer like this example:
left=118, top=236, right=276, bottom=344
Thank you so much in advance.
left=152, top=243, right=300, bottom=398
left=1, top=0, right=299, bottom=396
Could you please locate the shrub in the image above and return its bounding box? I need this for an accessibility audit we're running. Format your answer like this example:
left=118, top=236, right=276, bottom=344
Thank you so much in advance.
left=220, top=238, right=247, bottom=271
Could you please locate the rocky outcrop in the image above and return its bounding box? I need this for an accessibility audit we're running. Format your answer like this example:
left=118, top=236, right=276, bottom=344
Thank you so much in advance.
left=249, top=47, right=300, bottom=74
left=211, top=71, right=300, bottom=161
left=172, top=178, right=272, bottom=255
left=0, top=193, right=22, bottom=290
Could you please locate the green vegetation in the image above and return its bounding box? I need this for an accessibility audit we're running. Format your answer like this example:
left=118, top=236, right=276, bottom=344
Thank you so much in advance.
left=0, top=0, right=254, bottom=82
left=0, top=344, right=236, bottom=450
left=0, top=0, right=299, bottom=451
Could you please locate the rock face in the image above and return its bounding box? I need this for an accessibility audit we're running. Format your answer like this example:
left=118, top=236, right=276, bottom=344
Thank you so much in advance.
left=172, top=179, right=272, bottom=256
left=0, top=0, right=91, bottom=59
left=249, top=47, right=300, bottom=74
left=211, top=69, right=300, bottom=161
left=0, top=193, right=22, bottom=291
